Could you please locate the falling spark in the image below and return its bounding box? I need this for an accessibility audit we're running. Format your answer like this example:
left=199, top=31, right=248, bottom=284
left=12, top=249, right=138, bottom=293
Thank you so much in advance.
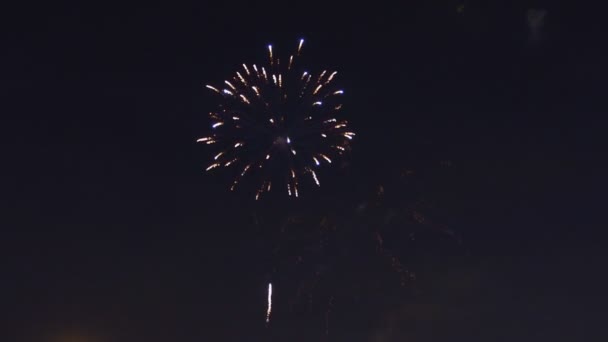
left=206, top=163, right=220, bottom=171
left=232, top=116, right=240, bottom=120
left=326, top=71, right=338, bottom=83
left=313, top=84, right=323, bottom=95
left=313, top=157, right=320, bottom=166
left=212, top=122, right=223, bottom=128
left=333, top=90, right=344, bottom=95
left=268, top=45, right=273, bottom=63
left=313, top=101, right=323, bottom=106
left=222, top=89, right=234, bottom=96
left=320, top=154, right=332, bottom=163
left=234, top=142, right=243, bottom=148
left=324, top=118, right=337, bottom=123
left=236, top=72, right=247, bottom=85
left=252, top=86, right=261, bottom=97
left=239, top=94, right=250, bottom=104
left=214, top=152, right=224, bottom=160
left=242, top=64, right=250, bottom=75
left=311, top=170, right=320, bottom=186
left=262, top=67, right=268, bottom=81
left=224, top=80, right=236, bottom=90
left=318, top=70, right=327, bottom=83
left=206, top=85, right=220, bottom=93
left=298, top=38, right=304, bottom=54
left=241, top=164, right=251, bottom=176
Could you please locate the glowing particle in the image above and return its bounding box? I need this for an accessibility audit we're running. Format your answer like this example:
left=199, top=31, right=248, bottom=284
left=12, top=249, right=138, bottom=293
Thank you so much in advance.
left=206, top=85, right=220, bottom=93
left=222, top=89, right=234, bottom=96
left=313, top=101, right=322, bottom=106
left=313, top=157, right=320, bottom=166
left=311, top=170, right=320, bottom=186
left=252, top=86, right=261, bottom=97
left=333, top=90, right=344, bottom=95
left=268, top=45, right=273, bottom=62
left=224, top=80, right=236, bottom=90
left=298, top=39, right=304, bottom=54
left=214, top=152, right=224, bottom=160
left=313, top=84, right=323, bottom=95
left=239, top=94, right=250, bottom=104
left=206, top=163, right=220, bottom=171
left=326, top=71, right=338, bottom=83
left=236, top=72, right=247, bottom=85
left=241, top=164, right=251, bottom=176
left=320, top=154, right=332, bottom=163
left=212, top=122, right=223, bottom=128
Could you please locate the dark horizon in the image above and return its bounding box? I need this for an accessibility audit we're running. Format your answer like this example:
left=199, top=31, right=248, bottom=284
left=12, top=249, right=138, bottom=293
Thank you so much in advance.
left=2, top=2, right=606, bottom=341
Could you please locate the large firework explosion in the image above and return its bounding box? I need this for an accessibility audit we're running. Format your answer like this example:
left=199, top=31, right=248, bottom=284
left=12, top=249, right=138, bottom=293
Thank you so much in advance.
left=198, top=39, right=354, bottom=199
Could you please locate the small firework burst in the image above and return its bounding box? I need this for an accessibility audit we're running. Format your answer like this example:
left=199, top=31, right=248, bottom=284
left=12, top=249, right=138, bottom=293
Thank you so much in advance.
left=198, top=39, right=353, bottom=199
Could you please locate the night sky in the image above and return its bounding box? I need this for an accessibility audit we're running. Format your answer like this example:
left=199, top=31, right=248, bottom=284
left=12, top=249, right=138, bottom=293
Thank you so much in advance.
left=2, top=2, right=607, bottom=341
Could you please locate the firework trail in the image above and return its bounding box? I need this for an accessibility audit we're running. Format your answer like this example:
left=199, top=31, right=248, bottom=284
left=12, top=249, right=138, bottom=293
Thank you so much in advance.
left=266, top=282, right=273, bottom=324
left=198, top=39, right=354, bottom=199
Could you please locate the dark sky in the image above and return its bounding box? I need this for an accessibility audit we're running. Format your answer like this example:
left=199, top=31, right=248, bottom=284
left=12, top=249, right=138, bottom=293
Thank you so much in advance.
left=2, top=1, right=607, bottom=341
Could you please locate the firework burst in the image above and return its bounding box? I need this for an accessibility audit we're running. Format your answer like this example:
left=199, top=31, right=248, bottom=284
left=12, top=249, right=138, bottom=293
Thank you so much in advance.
left=198, top=39, right=354, bottom=199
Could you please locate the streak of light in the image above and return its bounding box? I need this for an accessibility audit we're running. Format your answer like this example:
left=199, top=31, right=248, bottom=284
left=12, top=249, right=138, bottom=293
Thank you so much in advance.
left=224, top=80, right=236, bottom=90
left=206, top=85, right=220, bottom=93
left=311, top=170, right=320, bottom=186
left=268, top=45, right=273, bottom=64
left=239, top=94, right=250, bottom=104
left=298, top=39, right=304, bottom=54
